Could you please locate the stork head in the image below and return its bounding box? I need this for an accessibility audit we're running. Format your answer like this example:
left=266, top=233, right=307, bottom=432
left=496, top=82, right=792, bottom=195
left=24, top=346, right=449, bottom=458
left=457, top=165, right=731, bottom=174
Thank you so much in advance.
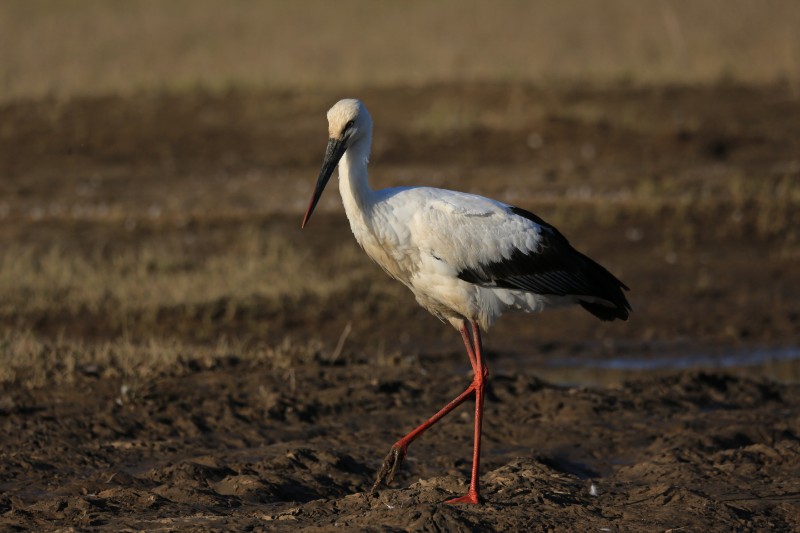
left=302, top=99, right=371, bottom=228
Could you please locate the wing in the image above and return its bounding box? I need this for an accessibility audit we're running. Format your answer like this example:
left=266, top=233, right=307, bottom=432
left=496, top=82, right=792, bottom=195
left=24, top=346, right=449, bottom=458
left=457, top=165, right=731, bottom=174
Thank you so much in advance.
left=405, top=190, right=631, bottom=321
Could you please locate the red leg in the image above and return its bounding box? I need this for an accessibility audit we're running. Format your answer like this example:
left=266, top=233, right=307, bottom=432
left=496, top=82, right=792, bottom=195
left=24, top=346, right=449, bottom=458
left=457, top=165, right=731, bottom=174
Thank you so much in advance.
left=372, top=320, right=485, bottom=492
left=391, top=322, right=480, bottom=449
left=444, top=320, right=487, bottom=505
left=459, top=322, right=478, bottom=374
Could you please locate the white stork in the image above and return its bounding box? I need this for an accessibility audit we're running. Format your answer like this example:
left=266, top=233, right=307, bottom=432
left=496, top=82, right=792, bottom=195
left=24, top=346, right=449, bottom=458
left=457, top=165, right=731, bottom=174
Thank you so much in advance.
left=301, top=99, right=630, bottom=504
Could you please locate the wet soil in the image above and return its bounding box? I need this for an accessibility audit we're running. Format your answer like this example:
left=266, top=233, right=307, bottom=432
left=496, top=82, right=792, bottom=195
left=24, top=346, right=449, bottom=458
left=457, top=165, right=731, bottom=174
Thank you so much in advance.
left=3, top=356, right=800, bottom=531
left=2, top=83, right=800, bottom=530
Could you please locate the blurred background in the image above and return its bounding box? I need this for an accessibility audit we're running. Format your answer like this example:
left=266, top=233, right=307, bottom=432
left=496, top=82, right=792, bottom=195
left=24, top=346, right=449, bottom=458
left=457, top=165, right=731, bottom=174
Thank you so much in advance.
left=1, top=0, right=799, bottom=386
left=2, top=0, right=799, bottom=100
left=4, top=5, right=800, bottom=528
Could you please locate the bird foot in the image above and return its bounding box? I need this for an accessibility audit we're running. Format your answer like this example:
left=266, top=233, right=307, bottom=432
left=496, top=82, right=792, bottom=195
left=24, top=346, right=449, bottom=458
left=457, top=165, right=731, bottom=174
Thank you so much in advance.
left=444, top=492, right=480, bottom=505
left=371, top=444, right=407, bottom=493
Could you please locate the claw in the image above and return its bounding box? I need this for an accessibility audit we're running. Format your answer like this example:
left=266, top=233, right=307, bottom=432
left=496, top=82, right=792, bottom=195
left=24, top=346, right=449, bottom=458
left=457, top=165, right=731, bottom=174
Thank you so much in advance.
left=371, top=444, right=407, bottom=493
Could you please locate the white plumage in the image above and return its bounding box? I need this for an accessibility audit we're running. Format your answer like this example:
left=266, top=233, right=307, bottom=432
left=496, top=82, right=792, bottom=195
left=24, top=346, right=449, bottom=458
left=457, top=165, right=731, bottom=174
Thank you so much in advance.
left=302, top=98, right=630, bottom=504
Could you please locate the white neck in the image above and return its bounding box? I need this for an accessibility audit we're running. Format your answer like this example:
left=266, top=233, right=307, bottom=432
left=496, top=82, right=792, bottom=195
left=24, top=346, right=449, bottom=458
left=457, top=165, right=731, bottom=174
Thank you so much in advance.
left=338, top=134, right=374, bottom=219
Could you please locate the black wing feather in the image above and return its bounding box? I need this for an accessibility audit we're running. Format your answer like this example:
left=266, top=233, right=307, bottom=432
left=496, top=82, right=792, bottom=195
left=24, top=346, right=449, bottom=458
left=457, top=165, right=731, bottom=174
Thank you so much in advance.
left=457, top=206, right=631, bottom=321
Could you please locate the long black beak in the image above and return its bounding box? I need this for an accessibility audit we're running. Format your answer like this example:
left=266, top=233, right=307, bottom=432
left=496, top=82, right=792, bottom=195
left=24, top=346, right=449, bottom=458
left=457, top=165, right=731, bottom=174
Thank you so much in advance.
left=302, top=138, right=347, bottom=228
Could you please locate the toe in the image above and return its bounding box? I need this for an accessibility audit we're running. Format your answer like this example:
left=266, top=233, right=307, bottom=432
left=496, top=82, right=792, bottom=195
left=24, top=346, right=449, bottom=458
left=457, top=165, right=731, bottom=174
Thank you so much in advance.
left=444, top=493, right=480, bottom=505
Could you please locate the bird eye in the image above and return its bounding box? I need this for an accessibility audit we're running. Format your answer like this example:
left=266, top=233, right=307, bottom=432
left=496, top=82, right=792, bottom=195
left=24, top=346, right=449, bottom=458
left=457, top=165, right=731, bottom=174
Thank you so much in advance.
left=344, top=120, right=355, bottom=131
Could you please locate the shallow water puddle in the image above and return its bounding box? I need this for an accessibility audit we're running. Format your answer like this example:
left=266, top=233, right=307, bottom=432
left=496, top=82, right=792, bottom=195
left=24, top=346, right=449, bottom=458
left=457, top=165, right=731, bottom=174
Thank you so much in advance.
left=516, top=346, right=800, bottom=387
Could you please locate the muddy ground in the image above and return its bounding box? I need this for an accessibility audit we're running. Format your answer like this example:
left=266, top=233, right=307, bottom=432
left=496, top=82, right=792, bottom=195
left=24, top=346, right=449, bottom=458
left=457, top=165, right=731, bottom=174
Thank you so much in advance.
left=1, top=83, right=800, bottom=531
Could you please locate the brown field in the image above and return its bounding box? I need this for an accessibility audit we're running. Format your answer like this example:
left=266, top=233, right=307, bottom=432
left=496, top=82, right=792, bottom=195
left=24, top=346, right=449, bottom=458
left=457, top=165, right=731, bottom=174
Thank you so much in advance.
left=2, top=0, right=800, bottom=101
left=2, top=3, right=800, bottom=531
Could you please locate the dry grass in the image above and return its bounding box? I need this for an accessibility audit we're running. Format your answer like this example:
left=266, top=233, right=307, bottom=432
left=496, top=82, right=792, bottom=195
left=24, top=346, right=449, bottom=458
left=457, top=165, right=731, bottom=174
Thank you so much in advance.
left=2, top=170, right=795, bottom=318
left=1, top=79, right=798, bottom=386
left=0, top=329, right=325, bottom=390
left=1, top=1, right=799, bottom=102
left=0, top=223, right=367, bottom=316
left=1, top=189, right=797, bottom=387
